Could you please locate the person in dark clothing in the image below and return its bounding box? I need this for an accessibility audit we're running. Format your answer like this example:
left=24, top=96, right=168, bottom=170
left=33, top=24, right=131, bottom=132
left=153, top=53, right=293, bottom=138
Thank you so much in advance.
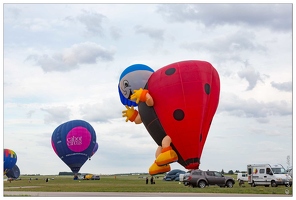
left=150, top=176, right=154, bottom=184
left=146, top=177, right=148, bottom=184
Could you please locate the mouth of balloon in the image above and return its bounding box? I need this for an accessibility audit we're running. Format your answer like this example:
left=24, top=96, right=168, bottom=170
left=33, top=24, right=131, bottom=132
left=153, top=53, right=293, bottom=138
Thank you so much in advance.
left=185, top=163, right=200, bottom=170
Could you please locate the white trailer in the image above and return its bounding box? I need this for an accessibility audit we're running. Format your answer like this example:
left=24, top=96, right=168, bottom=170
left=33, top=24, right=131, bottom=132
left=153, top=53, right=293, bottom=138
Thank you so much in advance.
left=237, top=172, right=248, bottom=186
left=247, top=164, right=292, bottom=187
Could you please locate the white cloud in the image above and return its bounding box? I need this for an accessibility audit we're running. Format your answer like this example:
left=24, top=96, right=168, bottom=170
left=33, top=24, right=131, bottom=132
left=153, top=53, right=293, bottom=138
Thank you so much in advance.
left=26, top=42, right=115, bottom=72
left=76, top=9, right=106, bottom=37
left=271, top=81, right=292, bottom=92
left=237, top=66, right=264, bottom=90
left=156, top=4, right=292, bottom=31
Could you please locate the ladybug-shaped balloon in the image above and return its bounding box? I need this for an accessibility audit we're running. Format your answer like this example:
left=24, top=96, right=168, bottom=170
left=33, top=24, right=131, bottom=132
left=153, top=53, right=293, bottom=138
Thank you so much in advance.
left=138, top=60, right=220, bottom=170
left=118, top=64, right=154, bottom=107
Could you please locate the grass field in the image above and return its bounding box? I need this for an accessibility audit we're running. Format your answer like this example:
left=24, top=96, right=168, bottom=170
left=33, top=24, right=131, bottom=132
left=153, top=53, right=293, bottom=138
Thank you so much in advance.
left=3, top=174, right=293, bottom=195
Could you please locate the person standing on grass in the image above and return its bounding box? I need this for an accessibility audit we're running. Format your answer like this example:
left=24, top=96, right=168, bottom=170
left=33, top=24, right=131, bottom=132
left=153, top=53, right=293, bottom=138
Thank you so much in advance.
left=150, top=176, right=154, bottom=184
left=146, top=177, right=148, bottom=184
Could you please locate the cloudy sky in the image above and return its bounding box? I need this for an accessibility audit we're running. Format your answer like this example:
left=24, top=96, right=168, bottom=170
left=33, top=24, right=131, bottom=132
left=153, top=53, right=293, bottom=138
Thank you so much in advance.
left=2, top=3, right=293, bottom=176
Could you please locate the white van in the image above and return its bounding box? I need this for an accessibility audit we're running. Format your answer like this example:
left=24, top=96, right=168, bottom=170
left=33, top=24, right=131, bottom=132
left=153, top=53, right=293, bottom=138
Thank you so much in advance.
left=247, top=164, right=292, bottom=187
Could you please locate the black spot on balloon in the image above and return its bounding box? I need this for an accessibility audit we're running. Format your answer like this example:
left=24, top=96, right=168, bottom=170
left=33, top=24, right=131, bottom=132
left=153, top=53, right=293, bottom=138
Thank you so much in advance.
left=173, top=109, right=184, bottom=121
left=165, top=68, right=176, bottom=75
left=204, top=83, right=210, bottom=94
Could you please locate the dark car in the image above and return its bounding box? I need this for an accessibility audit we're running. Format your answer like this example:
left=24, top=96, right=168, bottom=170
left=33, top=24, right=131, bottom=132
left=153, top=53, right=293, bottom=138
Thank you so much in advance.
left=182, top=169, right=235, bottom=188
left=163, top=169, right=185, bottom=181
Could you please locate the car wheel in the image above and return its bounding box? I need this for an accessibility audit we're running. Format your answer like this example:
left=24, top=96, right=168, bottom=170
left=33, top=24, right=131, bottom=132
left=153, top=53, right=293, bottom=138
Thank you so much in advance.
left=226, top=180, right=233, bottom=188
left=198, top=180, right=206, bottom=188
left=271, top=181, right=277, bottom=187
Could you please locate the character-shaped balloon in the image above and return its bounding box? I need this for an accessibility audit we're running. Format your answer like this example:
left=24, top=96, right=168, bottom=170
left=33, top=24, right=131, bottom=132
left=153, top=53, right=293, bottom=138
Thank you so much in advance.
left=118, top=64, right=154, bottom=107
left=4, top=149, right=17, bottom=175
left=51, top=120, right=97, bottom=174
left=122, top=60, right=220, bottom=175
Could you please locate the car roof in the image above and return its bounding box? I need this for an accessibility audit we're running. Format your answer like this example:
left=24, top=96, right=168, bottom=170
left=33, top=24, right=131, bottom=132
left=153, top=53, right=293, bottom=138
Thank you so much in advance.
left=167, top=169, right=185, bottom=175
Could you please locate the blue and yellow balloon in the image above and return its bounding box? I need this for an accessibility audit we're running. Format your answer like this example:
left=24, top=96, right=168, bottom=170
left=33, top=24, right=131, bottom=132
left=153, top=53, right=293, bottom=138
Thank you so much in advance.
left=6, top=164, right=20, bottom=179
left=4, top=149, right=17, bottom=175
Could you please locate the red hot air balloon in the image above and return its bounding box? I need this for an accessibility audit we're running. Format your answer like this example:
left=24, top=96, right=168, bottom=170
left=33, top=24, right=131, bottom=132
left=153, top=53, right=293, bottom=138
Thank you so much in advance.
left=122, top=60, right=220, bottom=175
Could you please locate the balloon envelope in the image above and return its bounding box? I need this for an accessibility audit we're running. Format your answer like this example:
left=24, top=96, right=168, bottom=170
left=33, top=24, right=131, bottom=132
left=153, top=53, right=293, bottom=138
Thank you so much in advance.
left=4, top=149, right=17, bottom=174
left=138, top=60, right=220, bottom=170
left=118, top=64, right=154, bottom=107
left=6, top=164, right=20, bottom=179
left=91, top=142, right=99, bottom=157
left=51, top=120, right=97, bottom=173
left=89, top=142, right=99, bottom=160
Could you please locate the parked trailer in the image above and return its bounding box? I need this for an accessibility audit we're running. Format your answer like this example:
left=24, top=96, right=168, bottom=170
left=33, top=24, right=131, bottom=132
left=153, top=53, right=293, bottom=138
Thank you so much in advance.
left=237, top=172, right=248, bottom=186
left=247, top=164, right=292, bottom=187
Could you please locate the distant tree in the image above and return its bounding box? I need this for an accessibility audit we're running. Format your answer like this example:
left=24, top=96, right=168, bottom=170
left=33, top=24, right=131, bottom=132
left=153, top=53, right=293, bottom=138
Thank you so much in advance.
left=221, top=169, right=224, bottom=174
left=228, top=170, right=234, bottom=174
left=58, top=172, right=81, bottom=176
left=235, top=170, right=240, bottom=173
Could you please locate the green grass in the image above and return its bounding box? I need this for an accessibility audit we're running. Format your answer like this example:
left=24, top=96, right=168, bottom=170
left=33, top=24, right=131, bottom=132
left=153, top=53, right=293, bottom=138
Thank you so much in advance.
left=3, top=174, right=292, bottom=195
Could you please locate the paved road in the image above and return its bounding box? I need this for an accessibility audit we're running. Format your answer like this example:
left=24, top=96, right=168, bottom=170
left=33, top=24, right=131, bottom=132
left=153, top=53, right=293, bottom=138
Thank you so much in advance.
left=3, top=191, right=292, bottom=197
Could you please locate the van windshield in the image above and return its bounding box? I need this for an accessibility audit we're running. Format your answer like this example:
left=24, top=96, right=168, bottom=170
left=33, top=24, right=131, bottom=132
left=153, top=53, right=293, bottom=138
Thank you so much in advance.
left=271, top=167, right=286, bottom=174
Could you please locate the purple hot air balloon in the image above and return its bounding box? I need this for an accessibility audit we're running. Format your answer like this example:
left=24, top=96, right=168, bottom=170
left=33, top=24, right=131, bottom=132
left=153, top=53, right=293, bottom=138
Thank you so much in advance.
left=89, top=142, right=99, bottom=160
left=51, top=120, right=97, bottom=174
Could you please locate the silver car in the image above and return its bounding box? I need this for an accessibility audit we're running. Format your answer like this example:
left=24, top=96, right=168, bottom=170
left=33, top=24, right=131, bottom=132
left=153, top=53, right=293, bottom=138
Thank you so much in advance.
left=91, top=175, right=100, bottom=180
left=182, top=169, right=235, bottom=188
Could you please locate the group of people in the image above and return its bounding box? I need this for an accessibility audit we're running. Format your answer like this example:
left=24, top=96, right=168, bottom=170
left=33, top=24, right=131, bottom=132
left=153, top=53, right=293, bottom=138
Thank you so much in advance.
left=146, top=176, right=155, bottom=184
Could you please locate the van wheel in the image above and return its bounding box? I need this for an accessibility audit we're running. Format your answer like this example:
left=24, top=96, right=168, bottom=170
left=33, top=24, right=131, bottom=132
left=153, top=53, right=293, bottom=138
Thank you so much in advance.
left=198, top=180, right=206, bottom=188
left=271, top=181, right=277, bottom=187
left=251, top=182, right=256, bottom=187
